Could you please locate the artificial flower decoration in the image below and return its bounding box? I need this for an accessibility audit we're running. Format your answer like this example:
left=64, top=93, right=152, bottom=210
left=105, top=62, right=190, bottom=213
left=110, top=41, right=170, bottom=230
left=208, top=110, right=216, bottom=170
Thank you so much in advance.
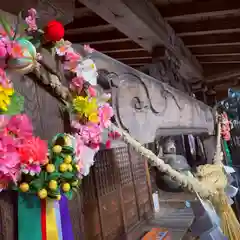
left=0, top=8, right=119, bottom=201
left=44, top=20, right=65, bottom=42
left=76, top=59, right=98, bottom=86
left=0, top=84, right=14, bottom=111
left=25, top=8, right=38, bottom=32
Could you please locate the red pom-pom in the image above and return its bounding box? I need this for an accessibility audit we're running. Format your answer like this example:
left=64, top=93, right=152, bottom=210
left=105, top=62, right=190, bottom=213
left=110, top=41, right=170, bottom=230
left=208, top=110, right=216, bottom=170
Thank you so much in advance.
left=44, top=20, right=64, bottom=42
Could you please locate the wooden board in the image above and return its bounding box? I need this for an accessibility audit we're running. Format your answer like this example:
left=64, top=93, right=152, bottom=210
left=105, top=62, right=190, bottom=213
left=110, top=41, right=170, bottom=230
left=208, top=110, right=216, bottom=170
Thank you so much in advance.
left=82, top=146, right=153, bottom=240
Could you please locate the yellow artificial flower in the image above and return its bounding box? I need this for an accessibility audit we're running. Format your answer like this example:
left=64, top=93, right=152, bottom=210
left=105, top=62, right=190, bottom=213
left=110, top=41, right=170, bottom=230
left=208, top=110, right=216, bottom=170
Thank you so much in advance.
left=84, top=97, right=98, bottom=116
left=73, top=96, right=98, bottom=118
left=0, top=85, right=14, bottom=111
left=73, top=96, right=87, bottom=113
left=89, top=112, right=99, bottom=123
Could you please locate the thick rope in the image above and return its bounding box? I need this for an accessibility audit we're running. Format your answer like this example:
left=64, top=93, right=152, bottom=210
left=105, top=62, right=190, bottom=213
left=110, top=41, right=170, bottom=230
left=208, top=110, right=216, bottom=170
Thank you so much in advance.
left=34, top=67, right=226, bottom=199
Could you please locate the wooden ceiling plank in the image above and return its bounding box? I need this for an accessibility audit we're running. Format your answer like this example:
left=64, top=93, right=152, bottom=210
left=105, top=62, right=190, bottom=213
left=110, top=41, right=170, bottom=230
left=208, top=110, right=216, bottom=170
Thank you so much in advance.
left=197, top=55, right=240, bottom=62
left=187, top=42, right=240, bottom=48
left=79, top=0, right=203, bottom=80
left=89, top=40, right=143, bottom=52
left=201, top=61, right=240, bottom=64
left=190, top=45, right=240, bottom=55
left=164, top=9, right=240, bottom=23
left=65, top=24, right=114, bottom=35
left=156, top=0, right=240, bottom=20
left=65, top=13, right=108, bottom=29
left=102, top=48, right=145, bottom=54
left=195, top=53, right=240, bottom=57
left=65, top=29, right=128, bottom=43
left=172, top=16, right=240, bottom=36
left=182, top=32, right=240, bottom=46
left=206, top=69, right=240, bottom=83
left=105, top=50, right=151, bottom=59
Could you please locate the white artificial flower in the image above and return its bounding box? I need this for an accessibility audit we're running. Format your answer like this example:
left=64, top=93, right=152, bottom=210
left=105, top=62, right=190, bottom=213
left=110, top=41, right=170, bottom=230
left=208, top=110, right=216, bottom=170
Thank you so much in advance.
left=76, top=59, right=98, bottom=85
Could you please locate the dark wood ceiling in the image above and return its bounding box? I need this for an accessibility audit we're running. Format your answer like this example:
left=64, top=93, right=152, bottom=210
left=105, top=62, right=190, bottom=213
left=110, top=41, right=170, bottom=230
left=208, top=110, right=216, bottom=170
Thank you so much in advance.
left=65, top=1, right=152, bottom=68
left=65, top=0, right=240, bottom=100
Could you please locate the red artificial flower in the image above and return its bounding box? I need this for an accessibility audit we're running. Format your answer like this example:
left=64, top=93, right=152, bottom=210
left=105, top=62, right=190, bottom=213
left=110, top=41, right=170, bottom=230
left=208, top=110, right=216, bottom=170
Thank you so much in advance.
left=44, top=20, right=64, bottom=42
left=18, top=136, right=48, bottom=165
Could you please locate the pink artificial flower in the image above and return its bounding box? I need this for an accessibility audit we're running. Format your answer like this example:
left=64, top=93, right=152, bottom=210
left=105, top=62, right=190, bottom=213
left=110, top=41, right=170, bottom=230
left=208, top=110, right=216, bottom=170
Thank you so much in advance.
left=0, top=68, right=12, bottom=88
left=6, top=114, right=33, bottom=139
left=18, top=136, right=48, bottom=175
left=74, top=133, right=97, bottom=177
left=72, top=122, right=102, bottom=147
left=98, top=103, right=114, bottom=128
left=108, top=131, right=121, bottom=140
left=0, top=38, right=7, bottom=58
left=70, top=76, right=84, bottom=94
left=105, top=139, right=111, bottom=149
left=88, top=86, right=97, bottom=97
left=0, top=134, right=20, bottom=184
left=25, top=8, right=38, bottom=31
left=64, top=50, right=82, bottom=72
left=84, top=44, right=94, bottom=54
left=0, top=115, right=9, bottom=130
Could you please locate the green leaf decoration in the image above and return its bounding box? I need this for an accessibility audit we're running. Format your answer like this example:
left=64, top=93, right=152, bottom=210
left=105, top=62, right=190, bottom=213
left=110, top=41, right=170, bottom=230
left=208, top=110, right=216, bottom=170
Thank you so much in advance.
left=30, top=179, right=43, bottom=191
left=30, top=38, right=41, bottom=49
left=48, top=188, right=60, bottom=197
left=64, top=190, right=73, bottom=200
left=3, top=92, right=24, bottom=116
left=62, top=146, right=74, bottom=154
left=0, top=15, right=12, bottom=39
left=61, top=172, right=74, bottom=180
left=47, top=172, right=61, bottom=181
left=54, top=156, right=63, bottom=169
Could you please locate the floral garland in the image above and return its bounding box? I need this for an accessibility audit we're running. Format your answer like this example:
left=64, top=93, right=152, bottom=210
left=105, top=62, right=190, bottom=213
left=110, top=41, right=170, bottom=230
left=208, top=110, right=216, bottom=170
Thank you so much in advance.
left=0, top=9, right=119, bottom=200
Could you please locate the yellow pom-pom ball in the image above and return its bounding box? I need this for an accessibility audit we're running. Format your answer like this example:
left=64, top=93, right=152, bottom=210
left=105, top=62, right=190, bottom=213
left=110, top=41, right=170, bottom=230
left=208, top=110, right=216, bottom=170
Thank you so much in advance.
left=52, top=145, right=62, bottom=154
left=46, top=164, right=55, bottom=173
left=19, top=182, right=29, bottom=192
left=71, top=180, right=78, bottom=187
left=38, top=189, right=48, bottom=199
left=48, top=180, right=58, bottom=190
left=75, top=164, right=80, bottom=171
left=62, top=183, right=70, bottom=192
left=64, top=136, right=72, bottom=146
left=59, top=163, right=68, bottom=172
left=67, top=164, right=73, bottom=172
left=64, top=155, right=72, bottom=164
left=56, top=195, right=61, bottom=201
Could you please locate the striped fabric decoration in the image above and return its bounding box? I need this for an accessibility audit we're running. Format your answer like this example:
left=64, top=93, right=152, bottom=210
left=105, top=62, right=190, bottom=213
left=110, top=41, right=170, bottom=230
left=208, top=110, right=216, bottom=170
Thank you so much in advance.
left=18, top=193, right=74, bottom=240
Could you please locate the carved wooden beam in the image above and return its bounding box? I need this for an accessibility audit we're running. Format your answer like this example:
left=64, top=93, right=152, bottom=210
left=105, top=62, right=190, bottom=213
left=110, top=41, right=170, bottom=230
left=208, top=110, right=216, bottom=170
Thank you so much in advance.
left=78, top=0, right=203, bottom=81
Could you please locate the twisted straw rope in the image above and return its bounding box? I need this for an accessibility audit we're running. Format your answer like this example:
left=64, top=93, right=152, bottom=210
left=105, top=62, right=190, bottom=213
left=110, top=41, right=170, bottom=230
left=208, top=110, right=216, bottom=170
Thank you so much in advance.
left=33, top=61, right=227, bottom=199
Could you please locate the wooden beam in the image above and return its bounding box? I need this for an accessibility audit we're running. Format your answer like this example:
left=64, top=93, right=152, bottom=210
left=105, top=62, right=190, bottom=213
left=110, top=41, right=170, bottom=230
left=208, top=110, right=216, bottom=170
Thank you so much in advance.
left=65, top=25, right=113, bottom=35
left=197, top=55, right=240, bottom=62
left=190, top=45, right=240, bottom=55
left=182, top=32, right=240, bottom=46
left=79, top=0, right=203, bottom=80
left=171, top=16, right=240, bottom=36
left=65, top=29, right=127, bottom=43
left=206, top=70, right=240, bottom=83
left=187, top=42, right=240, bottom=48
left=89, top=40, right=143, bottom=52
left=105, top=50, right=151, bottom=59
left=156, top=0, right=240, bottom=22
left=65, top=13, right=108, bottom=29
